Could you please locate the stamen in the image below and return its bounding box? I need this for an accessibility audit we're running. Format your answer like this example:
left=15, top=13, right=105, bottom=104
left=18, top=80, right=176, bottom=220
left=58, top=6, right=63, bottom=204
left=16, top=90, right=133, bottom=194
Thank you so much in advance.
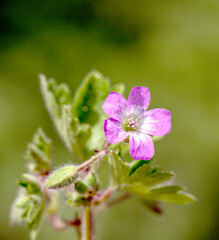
left=123, top=117, right=139, bottom=132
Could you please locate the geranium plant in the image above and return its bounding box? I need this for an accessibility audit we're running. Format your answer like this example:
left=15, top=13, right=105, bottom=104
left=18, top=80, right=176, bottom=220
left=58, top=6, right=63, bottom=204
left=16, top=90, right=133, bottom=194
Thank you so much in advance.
left=10, top=70, right=196, bottom=240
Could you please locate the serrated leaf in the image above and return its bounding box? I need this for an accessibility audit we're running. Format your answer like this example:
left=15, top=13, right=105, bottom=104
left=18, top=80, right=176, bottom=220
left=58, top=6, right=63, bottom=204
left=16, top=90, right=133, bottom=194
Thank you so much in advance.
left=18, top=174, right=42, bottom=194
left=109, top=151, right=173, bottom=188
left=26, top=128, right=51, bottom=173
left=108, top=152, right=196, bottom=205
left=62, top=106, right=91, bottom=160
left=40, top=74, right=91, bottom=160
left=10, top=188, right=44, bottom=239
left=72, top=70, right=111, bottom=152
left=40, top=72, right=125, bottom=160
left=40, top=74, right=73, bottom=151
left=108, top=151, right=131, bottom=186
left=40, top=74, right=72, bottom=119
left=26, top=196, right=44, bottom=227
left=72, top=70, right=109, bottom=124
left=46, top=166, right=78, bottom=189
left=129, top=160, right=151, bottom=176
left=26, top=196, right=44, bottom=240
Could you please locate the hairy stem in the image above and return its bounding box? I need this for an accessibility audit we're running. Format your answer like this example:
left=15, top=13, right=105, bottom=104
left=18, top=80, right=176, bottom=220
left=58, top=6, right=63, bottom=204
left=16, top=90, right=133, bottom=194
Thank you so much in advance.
left=81, top=206, right=94, bottom=240
left=93, top=187, right=115, bottom=206
left=77, top=150, right=108, bottom=172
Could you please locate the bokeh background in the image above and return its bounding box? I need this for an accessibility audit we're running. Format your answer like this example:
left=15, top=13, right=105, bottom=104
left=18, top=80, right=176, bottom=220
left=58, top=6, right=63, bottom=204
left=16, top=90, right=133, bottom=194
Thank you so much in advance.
left=1, top=0, right=219, bottom=239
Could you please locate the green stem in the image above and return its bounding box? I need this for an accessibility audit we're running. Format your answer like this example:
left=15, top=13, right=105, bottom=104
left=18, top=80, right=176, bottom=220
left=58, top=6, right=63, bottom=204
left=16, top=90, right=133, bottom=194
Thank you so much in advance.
left=81, top=206, right=94, bottom=240
left=77, top=150, right=107, bottom=172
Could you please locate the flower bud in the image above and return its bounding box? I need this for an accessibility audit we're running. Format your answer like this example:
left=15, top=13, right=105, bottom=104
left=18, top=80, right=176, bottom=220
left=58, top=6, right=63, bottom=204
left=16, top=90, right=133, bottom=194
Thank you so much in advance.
left=74, top=180, right=88, bottom=194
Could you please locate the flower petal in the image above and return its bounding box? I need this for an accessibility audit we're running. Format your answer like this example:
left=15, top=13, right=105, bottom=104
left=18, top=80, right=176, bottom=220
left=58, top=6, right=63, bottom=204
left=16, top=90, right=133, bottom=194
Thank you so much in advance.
left=129, top=133, right=154, bottom=160
left=104, top=118, right=128, bottom=144
left=128, top=87, right=150, bottom=111
left=141, top=108, right=171, bottom=136
left=102, top=92, right=128, bottom=121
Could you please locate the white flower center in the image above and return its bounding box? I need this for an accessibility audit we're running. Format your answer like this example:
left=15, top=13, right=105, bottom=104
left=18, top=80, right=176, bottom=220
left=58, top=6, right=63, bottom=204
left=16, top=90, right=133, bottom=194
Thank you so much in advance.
left=123, top=117, right=139, bottom=132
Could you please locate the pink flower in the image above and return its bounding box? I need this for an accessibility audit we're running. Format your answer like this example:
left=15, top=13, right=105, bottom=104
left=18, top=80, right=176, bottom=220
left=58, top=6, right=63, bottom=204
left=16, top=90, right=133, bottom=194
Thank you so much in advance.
left=102, top=87, right=171, bottom=160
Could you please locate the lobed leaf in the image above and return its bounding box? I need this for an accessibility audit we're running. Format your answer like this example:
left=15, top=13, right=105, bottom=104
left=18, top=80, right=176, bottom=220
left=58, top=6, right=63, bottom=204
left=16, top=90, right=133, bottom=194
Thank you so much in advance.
left=17, top=174, right=42, bottom=194
left=40, top=74, right=92, bottom=160
left=108, top=151, right=196, bottom=205
left=26, top=128, right=51, bottom=173
left=72, top=70, right=110, bottom=152
left=10, top=176, right=44, bottom=240
left=40, top=72, right=125, bottom=160
left=146, top=192, right=197, bottom=204
left=129, top=160, right=151, bottom=176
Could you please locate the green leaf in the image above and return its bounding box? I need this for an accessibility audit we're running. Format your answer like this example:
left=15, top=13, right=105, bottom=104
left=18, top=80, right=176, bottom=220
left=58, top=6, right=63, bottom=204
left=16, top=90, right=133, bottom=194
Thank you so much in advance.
left=66, top=192, right=84, bottom=207
left=61, top=105, right=91, bottom=160
left=40, top=74, right=72, bottom=119
left=112, top=83, right=125, bottom=95
left=85, top=171, right=99, bottom=190
left=26, top=128, right=51, bottom=173
left=129, top=160, right=151, bottom=176
left=40, top=74, right=73, bottom=151
left=40, top=74, right=91, bottom=160
left=46, top=165, right=78, bottom=189
left=149, top=185, right=184, bottom=194
left=40, top=72, right=125, bottom=160
left=10, top=191, right=26, bottom=226
left=72, top=70, right=111, bottom=152
left=17, top=174, right=42, bottom=194
left=108, top=151, right=131, bottom=187
left=72, top=70, right=109, bottom=125
left=109, top=151, right=173, bottom=187
left=30, top=227, right=40, bottom=240
left=25, top=196, right=44, bottom=226
left=144, top=189, right=197, bottom=204
left=108, top=151, right=196, bottom=205
left=10, top=188, right=44, bottom=240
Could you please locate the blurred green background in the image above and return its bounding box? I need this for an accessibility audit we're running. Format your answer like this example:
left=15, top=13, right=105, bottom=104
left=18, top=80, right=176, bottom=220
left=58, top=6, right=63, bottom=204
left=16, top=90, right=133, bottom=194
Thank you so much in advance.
left=1, top=0, right=219, bottom=239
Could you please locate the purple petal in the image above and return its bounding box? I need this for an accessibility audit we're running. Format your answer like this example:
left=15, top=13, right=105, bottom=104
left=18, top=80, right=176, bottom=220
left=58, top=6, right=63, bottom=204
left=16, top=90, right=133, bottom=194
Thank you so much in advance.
left=128, top=87, right=150, bottom=111
left=104, top=118, right=128, bottom=144
left=102, top=92, right=127, bottom=121
left=141, top=108, right=171, bottom=136
left=129, top=133, right=154, bottom=160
